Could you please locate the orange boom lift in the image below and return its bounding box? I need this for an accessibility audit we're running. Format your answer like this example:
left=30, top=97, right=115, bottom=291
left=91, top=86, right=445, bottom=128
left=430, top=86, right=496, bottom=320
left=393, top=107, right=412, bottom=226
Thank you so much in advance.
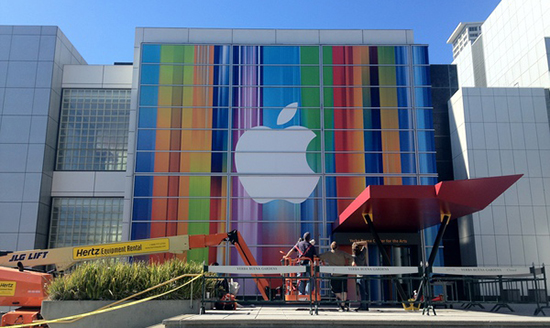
left=0, top=230, right=268, bottom=326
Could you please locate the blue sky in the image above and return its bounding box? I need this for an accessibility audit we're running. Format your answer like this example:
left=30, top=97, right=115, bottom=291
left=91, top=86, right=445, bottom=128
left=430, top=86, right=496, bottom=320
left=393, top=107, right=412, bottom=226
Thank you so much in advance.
left=1, top=0, right=500, bottom=65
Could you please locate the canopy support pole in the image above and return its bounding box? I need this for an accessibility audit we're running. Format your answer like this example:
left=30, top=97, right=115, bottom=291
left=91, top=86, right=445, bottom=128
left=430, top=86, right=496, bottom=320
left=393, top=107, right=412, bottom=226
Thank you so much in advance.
left=363, top=213, right=409, bottom=303
left=422, top=213, right=451, bottom=315
left=427, top=214, right=451, bottom=269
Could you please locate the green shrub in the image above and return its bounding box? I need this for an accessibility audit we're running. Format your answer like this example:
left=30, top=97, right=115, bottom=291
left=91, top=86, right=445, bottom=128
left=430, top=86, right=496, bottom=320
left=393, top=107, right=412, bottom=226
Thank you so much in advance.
left=47, top=259, right=214, bottom=301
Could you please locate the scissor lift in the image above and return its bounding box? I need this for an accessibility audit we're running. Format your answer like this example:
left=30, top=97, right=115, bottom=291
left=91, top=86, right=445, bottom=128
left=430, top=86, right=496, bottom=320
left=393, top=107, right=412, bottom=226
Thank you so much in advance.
left=281, top=256, right=321, bottom=301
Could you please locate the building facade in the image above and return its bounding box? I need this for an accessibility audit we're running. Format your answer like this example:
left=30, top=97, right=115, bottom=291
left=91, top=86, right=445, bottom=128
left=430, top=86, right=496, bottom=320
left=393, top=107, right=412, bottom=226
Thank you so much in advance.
left=10, top=20, right=550, bottom=278
left=448, top=0, right=550, bottom=268
left=0, top=26, right=86, bottom=251
left=2, top=0, right=550, bottom=300
left=49, top=65, right=132, bottom=248
left=447, top=22, right=483, bottom=59
left=129, top=28, right=438, bottom=265
left=1, top=26, right=445, bottom=270
left=449, top=87, right=550, bottom=267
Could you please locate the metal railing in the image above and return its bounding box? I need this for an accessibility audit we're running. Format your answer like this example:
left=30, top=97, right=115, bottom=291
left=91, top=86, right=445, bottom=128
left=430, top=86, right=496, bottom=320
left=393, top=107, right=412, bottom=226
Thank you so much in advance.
left=200, top=264, right=549, bottom=316
left=429, top=265, right=549, bottom=315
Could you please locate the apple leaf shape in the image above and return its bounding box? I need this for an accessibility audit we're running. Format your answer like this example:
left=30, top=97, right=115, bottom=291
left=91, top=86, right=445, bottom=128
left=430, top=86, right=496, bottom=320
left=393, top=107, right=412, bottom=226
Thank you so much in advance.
left=277, top=102, right=298, bottom=125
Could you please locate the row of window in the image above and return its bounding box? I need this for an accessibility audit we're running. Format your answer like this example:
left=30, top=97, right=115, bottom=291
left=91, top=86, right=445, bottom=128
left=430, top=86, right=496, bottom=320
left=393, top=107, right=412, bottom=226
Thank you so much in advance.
left=139, top=86, right=433, bottom=108
left=56, top=89, right=131, bottom=171
left=140, top=65, right=432, bottom=86
left=133, top=174, right=438, bottom=198
left=49, top=198, right=123, bottom=248
left=141, top=44, right=430, bottom=65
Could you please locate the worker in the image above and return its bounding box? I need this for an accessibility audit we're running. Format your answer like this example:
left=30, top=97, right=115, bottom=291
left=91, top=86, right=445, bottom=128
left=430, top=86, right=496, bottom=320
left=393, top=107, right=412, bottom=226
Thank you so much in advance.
left=284, top=238, right=303, bottom=258
left=352, top=241, right=369, bottom=311
left=285, top=232, right=317, bottom=295
left=210, top=262, right=229, bottom=298
left=319, top=241, right=353, bottom=311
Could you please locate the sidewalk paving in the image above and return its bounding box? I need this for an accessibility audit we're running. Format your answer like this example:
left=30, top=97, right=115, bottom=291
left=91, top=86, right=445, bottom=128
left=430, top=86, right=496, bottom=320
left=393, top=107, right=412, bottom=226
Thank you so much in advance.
left=161, top=304, right=550, bottom=328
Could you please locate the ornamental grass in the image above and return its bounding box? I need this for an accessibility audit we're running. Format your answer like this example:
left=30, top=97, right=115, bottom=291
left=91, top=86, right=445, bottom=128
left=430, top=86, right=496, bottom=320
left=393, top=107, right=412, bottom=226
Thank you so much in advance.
left=47, top=259, right=213, bottom=301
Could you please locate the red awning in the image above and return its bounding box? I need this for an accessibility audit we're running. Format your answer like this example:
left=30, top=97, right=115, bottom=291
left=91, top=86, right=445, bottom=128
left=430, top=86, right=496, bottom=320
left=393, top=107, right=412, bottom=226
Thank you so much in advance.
left=333, top=174, right=523, bottom=233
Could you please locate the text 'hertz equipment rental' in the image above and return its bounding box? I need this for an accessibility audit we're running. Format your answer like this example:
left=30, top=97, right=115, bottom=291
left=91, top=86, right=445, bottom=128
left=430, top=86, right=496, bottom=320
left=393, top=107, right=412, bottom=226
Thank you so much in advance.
left=73, top=239, right=170, bottom=260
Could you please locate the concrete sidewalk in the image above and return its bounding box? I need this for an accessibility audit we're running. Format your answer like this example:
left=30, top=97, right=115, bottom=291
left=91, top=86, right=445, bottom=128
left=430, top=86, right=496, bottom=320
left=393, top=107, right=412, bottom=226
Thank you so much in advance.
left=160, top=304, right=550, bottom=328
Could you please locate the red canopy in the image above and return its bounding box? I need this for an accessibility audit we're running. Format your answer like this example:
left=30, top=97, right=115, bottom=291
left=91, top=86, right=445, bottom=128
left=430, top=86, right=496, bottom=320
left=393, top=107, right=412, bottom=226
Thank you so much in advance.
left=333, top=174, right=523, bottom=233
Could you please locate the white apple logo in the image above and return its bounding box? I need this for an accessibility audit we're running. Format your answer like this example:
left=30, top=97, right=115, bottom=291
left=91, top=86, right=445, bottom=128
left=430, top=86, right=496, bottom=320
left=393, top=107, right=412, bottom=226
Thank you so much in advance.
left=235, top=102, right=320, bottom=204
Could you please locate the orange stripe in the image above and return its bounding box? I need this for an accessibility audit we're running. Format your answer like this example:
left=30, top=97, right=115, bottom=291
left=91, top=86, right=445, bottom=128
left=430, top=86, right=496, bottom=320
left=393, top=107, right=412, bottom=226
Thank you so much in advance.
left=379, top=86, right=401, bottom=185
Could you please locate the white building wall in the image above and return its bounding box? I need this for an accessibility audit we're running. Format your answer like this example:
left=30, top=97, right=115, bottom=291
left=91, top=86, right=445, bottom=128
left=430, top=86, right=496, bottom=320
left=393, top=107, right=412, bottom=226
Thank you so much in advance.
left=51, top=172, right=126, bottom=197
left=482, top=0, right=550, bottom=87
left=0, top=26, right=86, bottom=251
left=62, top=65, right=132, bottom=89
left=135, top=27, right=415, bottom=46
left=452, top=43, right=476, bottom=88
left=449, top=87, right=550, bottom=268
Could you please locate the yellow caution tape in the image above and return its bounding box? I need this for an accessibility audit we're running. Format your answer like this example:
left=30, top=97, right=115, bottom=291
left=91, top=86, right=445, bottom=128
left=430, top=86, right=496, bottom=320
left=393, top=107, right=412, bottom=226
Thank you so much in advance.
left=7, top=273, right=204, bottom=328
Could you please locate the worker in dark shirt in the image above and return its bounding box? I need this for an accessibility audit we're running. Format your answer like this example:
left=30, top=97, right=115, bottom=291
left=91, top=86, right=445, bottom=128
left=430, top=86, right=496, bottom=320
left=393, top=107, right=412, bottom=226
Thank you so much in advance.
left=319, top=242, right=353, bottom=311
left=286, top=232, right=317, bottom=295
left=352, top=241, right=369, bottom=311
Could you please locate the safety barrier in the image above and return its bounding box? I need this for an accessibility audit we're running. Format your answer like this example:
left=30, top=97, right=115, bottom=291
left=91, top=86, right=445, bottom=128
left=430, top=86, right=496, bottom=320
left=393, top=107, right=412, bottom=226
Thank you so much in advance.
left=430, top=265, right=549, bottom=315
left=316, top=266, right=423, bottom=312
left=201, top=264, right=549, bottom=316
left=202, top=265, right=318, bottom=314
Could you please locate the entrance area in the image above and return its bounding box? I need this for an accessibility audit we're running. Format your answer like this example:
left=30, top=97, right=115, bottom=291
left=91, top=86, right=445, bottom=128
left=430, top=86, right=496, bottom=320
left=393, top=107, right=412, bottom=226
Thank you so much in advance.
left=332, top=232, right=421, bottom=302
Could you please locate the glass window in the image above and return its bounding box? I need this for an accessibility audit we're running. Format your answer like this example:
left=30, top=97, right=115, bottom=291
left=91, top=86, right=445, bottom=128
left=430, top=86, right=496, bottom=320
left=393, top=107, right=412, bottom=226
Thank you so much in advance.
left=324, top=152, right=415, bottom=174
left=235, top=46, right=319, bottom=65
left=417, top=131, right=436, bottom=151
left=322, top=130, right=415, bottom=152
left=232, top=87, right=320, bottom=109
left=56, top=89, right=130, bottom=171
left=322, top=66, right=409, bottom=87
left=49, top=198, right=123, bottom=248
left=140, top=64, right=160, bottom=84
left=135, top=151, right=228, bottom=173
left=132, top=198, right=227, bottom=221
left=322, top=46, right=409, bottom=65
left=139, top=86, right=158, bottom=106
left=324, top=87, right=411, bottom=108
left=418, top=153, right=437, bottom=173
left=414, top=66, right=431, bottom=86
left=261, top=66, right=319, bottom=86
left=412, top=46, right=429, bottom=65
left=232, top=151, right=322, bottom=174
left=142, top=44, right=161, bottom=63
left=134, top=176, right=227, bottom=199
left=141, top=65, right=230, bottom=86
left=416, top=109, right=434, bottom=129
left=415, top=88, right=433, bottom=107
left=233, top=107, right=321, bottom=130
left=137, top=130, right=229, bottom=152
